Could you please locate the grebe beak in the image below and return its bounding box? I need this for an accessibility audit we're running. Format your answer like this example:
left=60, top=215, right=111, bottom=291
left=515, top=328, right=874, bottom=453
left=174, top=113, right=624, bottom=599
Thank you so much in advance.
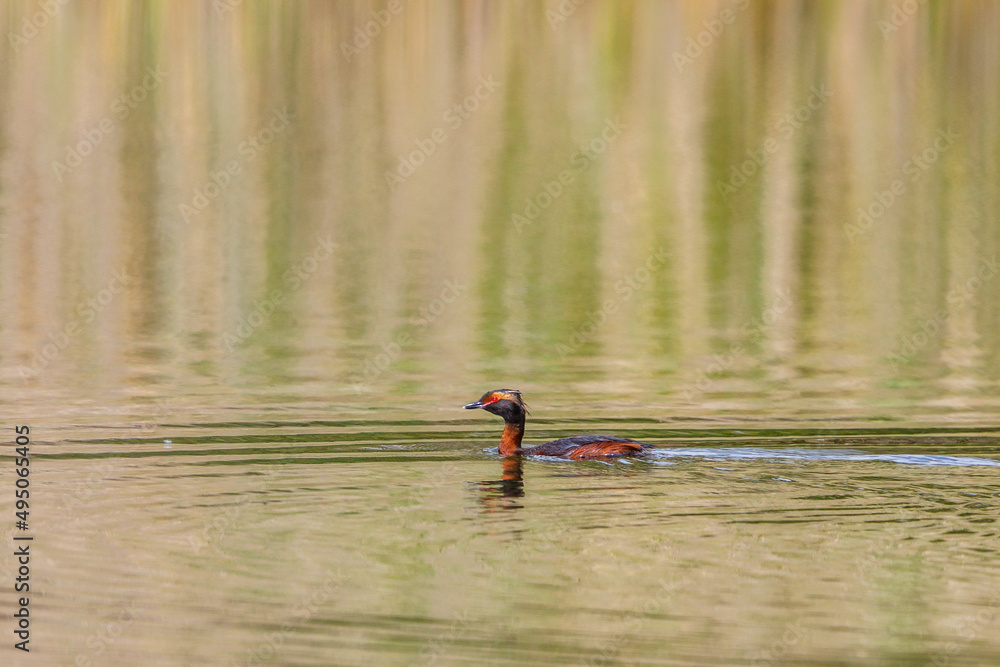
left=463, top=400, right=485, bottom=409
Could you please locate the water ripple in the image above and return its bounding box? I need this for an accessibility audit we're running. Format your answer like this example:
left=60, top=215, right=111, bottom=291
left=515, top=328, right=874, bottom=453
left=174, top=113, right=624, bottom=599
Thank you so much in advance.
left=646, top=447, right=1000, bottom=467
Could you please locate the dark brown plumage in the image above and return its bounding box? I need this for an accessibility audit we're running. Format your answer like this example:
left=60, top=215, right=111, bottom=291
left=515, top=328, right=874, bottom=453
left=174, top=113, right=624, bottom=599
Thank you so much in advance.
left=463, top=389, right=653, bottom=459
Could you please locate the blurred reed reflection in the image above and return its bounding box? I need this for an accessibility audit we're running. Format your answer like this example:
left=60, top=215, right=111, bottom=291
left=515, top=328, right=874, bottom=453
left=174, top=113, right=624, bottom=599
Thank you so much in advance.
left=1, top=0, right=999, bottom=425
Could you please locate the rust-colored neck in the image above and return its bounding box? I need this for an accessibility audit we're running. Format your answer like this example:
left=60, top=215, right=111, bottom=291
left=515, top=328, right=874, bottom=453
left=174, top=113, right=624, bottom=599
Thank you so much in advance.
left=499, top=420, right=525, bottom=457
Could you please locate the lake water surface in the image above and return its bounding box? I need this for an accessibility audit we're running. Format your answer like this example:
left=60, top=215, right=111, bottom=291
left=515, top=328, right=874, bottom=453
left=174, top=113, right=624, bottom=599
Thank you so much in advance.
left=3, top=1, right=1000, bottom=665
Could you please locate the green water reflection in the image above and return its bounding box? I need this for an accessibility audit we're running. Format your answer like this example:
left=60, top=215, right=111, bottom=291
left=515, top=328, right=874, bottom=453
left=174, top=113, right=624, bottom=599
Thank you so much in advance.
left=3, top=1, right=1000, bottom=665
left=2, top=0, right=999, bottom=424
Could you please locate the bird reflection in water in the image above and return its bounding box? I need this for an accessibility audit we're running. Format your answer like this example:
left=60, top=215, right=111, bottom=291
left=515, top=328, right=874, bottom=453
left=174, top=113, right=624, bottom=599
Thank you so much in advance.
left=476, top=457, right=524, bottom=511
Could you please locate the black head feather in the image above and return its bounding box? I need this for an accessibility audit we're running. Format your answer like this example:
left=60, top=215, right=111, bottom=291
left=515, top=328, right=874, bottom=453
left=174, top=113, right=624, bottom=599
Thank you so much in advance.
left=464, top=388, right=528, bottom=423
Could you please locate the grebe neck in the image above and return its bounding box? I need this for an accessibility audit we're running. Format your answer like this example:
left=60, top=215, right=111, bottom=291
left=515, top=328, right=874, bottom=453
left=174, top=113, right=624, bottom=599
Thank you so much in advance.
left=499, top=416, right=525, bottom=457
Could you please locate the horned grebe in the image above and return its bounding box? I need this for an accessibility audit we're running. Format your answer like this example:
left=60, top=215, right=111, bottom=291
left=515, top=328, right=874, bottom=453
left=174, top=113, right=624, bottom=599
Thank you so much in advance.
left=464, top=389, right=653, bottom=459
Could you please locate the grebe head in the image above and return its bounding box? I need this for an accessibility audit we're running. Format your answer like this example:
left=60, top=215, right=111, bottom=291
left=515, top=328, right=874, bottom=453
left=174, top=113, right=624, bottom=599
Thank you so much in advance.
left=463, top=389, right=527, bottom=422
